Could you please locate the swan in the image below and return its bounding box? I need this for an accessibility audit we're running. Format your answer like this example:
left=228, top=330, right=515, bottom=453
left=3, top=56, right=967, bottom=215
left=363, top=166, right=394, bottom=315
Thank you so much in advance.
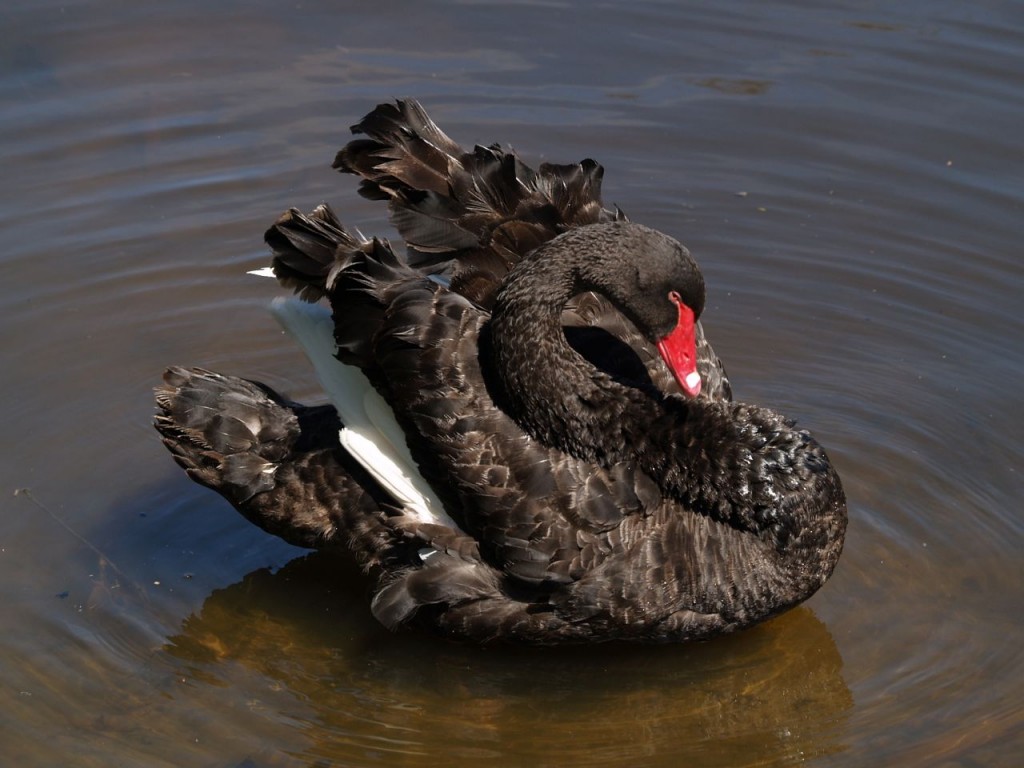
left=155, top=100, right=846, bottom=643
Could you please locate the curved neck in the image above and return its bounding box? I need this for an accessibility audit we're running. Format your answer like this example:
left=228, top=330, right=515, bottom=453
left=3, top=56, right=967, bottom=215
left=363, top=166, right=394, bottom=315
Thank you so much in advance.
left=489, top=242, right=659, bottom=465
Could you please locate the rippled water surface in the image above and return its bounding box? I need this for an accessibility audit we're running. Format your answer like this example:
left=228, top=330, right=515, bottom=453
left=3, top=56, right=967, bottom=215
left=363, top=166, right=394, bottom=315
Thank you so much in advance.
left=2, top=1, right=1021, bottom=765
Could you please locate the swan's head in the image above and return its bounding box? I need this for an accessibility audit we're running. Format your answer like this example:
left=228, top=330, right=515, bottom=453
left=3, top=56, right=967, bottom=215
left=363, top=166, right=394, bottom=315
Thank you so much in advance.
left=497, top=221, right=707, bottom=398
left=576, top=222, right=706, bottom=398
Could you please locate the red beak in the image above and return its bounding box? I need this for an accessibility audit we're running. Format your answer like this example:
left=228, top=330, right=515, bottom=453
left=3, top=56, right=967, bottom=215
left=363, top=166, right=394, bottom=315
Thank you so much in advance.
left=656, top=299, right=701, bottom=397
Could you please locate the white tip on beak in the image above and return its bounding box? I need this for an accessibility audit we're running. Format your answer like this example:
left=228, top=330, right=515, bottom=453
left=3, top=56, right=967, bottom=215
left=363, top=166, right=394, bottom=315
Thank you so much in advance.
left=685, top=371, right=702, bottom=394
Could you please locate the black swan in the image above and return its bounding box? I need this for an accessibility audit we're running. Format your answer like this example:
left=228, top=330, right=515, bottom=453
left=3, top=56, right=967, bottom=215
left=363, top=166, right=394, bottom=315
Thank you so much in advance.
left=155, top=100, right=846, bottom=643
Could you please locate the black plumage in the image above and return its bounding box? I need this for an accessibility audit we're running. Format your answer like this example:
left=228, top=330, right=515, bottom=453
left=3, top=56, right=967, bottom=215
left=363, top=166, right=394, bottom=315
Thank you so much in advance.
left=155, top=100, right=846, bottom=643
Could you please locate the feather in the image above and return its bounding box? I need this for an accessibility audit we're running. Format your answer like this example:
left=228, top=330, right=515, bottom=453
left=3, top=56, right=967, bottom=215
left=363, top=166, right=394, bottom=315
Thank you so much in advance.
left=268, top=297, right=457, bottom=531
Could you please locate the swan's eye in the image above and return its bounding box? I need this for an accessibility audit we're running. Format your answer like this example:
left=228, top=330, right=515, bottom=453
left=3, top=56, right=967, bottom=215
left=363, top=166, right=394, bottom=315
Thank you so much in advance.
left=668, top=290, right=682, bottom=306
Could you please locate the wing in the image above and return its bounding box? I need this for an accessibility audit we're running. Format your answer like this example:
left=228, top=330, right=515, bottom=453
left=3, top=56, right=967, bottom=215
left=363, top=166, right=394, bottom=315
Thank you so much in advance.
left=335, top=98, right=625, bottom=307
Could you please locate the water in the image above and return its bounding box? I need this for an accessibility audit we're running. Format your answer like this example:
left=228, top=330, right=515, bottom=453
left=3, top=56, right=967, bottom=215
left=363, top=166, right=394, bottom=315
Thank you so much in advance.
left=2, top=1, right=1021, bottom=765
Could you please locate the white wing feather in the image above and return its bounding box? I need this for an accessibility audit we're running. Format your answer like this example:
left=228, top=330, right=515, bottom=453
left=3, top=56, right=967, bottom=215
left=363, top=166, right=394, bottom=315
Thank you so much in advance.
left=267, top=296, right=457, bottom=529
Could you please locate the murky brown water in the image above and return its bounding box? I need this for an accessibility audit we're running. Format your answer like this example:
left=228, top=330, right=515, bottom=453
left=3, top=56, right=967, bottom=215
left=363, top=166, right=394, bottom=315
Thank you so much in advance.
left=2, top=1, right=1021, bottom=765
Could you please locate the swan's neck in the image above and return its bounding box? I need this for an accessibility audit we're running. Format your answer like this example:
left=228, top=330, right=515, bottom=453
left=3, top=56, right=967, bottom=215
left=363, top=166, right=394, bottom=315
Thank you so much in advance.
left=489, top=237, right=658, bottom=462
left=489, top=245, right=683, bottom=469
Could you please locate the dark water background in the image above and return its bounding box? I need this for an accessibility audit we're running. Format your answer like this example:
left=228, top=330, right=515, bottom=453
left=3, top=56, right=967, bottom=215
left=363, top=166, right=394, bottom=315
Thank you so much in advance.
left=2, top=1, right=1021, bottom=765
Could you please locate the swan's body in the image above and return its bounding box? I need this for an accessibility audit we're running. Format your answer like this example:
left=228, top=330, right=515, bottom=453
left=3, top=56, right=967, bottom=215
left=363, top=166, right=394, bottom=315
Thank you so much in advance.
left=156, top=100, right=846, bottom=643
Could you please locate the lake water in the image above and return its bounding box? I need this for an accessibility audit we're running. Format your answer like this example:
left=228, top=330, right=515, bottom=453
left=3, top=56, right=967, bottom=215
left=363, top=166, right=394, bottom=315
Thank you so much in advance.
left=2, top=1, right=1021, bottom=765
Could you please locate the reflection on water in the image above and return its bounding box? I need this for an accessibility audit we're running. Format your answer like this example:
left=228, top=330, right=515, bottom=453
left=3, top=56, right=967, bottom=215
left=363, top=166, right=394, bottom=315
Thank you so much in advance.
left=692, top=77, right=773, bottom=96
left=163, top=553, right=851, bottom=767
left=2, top=0, right=1023, bottom=765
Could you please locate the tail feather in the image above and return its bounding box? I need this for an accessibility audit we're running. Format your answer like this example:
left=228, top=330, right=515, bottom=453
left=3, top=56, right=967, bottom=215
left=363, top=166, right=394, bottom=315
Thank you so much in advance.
left=154, top=366, right=301, bottom=480
left=154, top=366, right=346, bottom=547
